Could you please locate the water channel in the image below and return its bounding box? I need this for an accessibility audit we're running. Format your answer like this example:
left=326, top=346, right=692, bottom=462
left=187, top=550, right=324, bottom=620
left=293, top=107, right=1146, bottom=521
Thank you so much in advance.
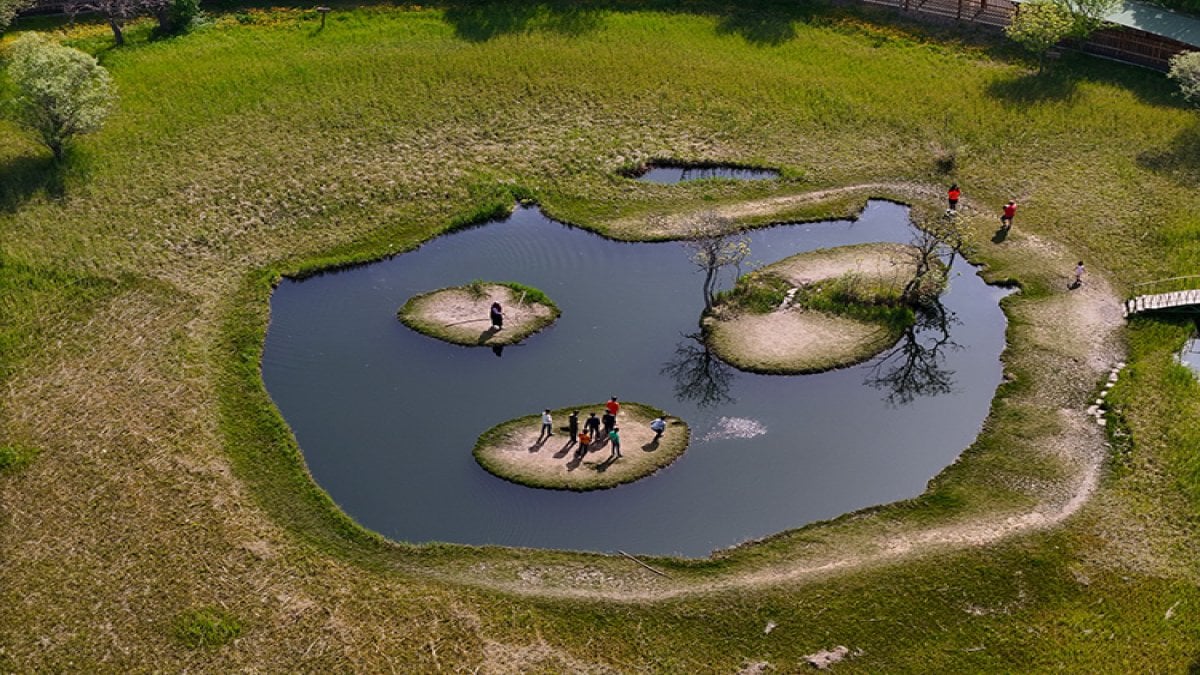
left=631, top=164, right=780, bottom=184
left=262, top=201, right=1012, bottom=557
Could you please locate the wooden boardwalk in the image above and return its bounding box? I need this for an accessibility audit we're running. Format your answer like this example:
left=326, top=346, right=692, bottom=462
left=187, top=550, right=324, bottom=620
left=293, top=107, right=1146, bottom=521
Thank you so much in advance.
left=1125, top=288, right=1200, bottom=317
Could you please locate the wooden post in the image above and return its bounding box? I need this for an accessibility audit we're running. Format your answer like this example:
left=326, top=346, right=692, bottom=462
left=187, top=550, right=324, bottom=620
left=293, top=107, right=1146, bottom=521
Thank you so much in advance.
left=317, top=6, right=331, bottom=29
left=957, top=0, right=964, bottom=19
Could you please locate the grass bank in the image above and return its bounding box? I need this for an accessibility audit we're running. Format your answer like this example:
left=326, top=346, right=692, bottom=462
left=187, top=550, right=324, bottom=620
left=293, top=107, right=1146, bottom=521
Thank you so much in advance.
left=1, top=1, right=1198, bottom=669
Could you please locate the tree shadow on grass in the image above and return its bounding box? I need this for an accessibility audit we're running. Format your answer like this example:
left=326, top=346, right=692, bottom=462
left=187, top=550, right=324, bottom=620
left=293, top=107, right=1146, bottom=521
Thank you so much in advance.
left=0, top=154, right=67, bottom=213
left=1137, top=122, right=1200, bottom=186
left=440, top=1, right=604, bottom=42
left=713, top=7, right=801, bottom=46
left=985, top=69, right=1078, bottom=105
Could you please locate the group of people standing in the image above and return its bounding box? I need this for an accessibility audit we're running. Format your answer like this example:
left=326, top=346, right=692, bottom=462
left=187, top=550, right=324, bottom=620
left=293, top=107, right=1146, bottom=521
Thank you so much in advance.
left=537, top=397, right=667, bottom=465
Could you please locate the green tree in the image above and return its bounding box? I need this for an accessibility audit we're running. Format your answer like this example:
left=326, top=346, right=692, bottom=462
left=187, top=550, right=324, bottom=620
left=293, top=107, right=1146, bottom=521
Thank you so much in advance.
left=0, top=0, right=31, bottom=32
left=7, top=33, right=117, bottom=161
left=1057, top=0, right=1118, bottom=38
left=1005, top=0, right=1076, bottom=72
left=1169, top=51, right=1200, bottom=106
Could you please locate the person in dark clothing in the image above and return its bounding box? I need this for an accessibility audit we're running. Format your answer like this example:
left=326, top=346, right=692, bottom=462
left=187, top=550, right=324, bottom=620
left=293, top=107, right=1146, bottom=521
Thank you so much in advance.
left=601, top=411, right=616, bottom=436
left=567, top=411, right=580, bottom=441
left=584, top=412, right=601, bottom=438
left=489, top=302, right=504, bottom=331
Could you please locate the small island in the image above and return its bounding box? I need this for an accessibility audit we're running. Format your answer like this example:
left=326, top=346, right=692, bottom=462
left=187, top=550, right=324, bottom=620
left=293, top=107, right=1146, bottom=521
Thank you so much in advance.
left=473, top=402, right=690, bottom=491
left=704, top=242, right=939, bottom=374
left=398, top=281, right=559, bottom=346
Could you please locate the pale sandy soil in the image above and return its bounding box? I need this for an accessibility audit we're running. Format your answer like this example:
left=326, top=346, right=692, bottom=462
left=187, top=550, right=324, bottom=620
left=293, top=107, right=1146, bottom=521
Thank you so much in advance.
left=474, top=405, right=688, bottom=491
left=400, top=284, right=556, bottom=346
left=704, top=242, right=918, bottom=373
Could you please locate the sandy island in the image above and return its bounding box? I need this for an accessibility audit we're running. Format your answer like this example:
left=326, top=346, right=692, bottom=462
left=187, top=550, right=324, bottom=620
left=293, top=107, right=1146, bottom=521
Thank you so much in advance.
left=705, top=242, right=923, bottom=374
left=473, top=403, right=690, bottom=491
left=398, top=282, right=559, bottom=346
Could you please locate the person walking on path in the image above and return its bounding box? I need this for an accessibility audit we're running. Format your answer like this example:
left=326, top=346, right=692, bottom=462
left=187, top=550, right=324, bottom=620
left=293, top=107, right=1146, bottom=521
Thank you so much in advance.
left=608, top=427, right=622, bottom=460
left=1072, top=261, right=1085, bottom=289
left=601, top=410, right=616, bottom=436
left=575, top=430, right=591, bottom=460
left=605, top=397, right=620, bottom=417
left=1000, top=200, right=1017, bottom=229
left=585, top=412, right=601, bottom=439
left=538, top=409, right=553, bottom=441
left=489, top=302, right=504, bottom=331
left=649, top=416, right=666, bottom=439
left=567, top=411, right=580, bottom=442
left=947, top=184, right=961, bottom=212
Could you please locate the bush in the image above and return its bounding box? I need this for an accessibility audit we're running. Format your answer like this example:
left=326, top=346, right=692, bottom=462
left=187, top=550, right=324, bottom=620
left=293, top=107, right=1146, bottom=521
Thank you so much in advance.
left=158, top=0, right=201, bottom=35
left=1169, top=51, right=1200, bottom=107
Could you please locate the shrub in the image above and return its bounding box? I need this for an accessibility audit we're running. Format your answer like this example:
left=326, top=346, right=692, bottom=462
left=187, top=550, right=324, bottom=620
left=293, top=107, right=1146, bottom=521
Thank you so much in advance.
left=1169, top=51, right=1200, bottom=107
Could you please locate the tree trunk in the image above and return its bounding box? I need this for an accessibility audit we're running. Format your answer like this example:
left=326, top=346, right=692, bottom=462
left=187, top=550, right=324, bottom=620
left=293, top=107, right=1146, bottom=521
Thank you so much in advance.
left=110, top=17, right=125, bottom=46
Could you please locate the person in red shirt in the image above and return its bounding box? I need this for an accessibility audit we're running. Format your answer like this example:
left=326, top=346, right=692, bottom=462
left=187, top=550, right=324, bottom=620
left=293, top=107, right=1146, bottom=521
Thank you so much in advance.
left=947, top=184, right=961, bottom=211
left=1001, top=200, right=1017, bottom=228
left=605, top=397, right=620, bottom=417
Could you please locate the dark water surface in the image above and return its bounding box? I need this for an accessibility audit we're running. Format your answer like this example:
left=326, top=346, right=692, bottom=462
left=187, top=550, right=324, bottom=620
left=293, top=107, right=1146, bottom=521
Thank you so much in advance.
left=262, top=201, right=1011, bottom=557
left=633, top=164, right=780, bottom=184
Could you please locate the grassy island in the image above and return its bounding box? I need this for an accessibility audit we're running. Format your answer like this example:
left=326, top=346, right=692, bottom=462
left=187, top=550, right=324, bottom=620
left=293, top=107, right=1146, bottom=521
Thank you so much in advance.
left=704, top=242, right=936, bottom=373
left=473, top=403, right=689, bottom=491
left=398, top=281, right=559, bottom=346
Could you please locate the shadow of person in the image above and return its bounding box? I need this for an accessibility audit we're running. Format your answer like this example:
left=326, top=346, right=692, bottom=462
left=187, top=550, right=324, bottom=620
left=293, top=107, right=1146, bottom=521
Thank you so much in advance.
left=528, top=436, right=547, bottom=452
left=477, top=327, right=499, bottom=344
left=491, top=344, right=504, bottom=357
left=1068, top=280, right=1082, bottom=291
left=594, top=455, right=617, bottom=472
left=991, top=225, right=1010, bottom=244
left=641, top=438, right=660, bottom=452
left=553, top=439, right=575, bottom=459
left=566, top=453, right=583, bottom=471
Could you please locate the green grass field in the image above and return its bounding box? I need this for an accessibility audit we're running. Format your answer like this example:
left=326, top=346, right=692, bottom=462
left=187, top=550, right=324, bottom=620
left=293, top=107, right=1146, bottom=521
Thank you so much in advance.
left=2, top=0, right=1199, bottom=670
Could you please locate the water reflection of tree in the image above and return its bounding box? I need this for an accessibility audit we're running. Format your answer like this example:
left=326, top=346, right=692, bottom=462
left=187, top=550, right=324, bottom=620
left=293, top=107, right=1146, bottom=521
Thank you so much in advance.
left=660, top=332, right=737, bottom=408
left=865, top=300, right=960, bottom=406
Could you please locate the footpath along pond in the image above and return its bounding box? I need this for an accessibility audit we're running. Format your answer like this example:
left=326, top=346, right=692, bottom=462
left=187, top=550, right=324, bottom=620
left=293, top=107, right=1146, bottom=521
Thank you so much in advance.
left=262, top=201, right=1012, bottom=557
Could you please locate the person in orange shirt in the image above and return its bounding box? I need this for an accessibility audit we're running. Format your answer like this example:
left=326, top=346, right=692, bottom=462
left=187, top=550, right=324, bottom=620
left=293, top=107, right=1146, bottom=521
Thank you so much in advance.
left=575, top=430, right=591, bottom=461
left=947, top=184, right=960, bottom=211
left=605, top=396, right=620, bottom=417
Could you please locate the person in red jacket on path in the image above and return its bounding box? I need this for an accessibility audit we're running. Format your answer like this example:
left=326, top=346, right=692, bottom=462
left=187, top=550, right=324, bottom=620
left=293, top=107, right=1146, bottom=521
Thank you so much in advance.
left=1001, top=200, right=1017, bottom=228
left=605, top=397, right=620, bottom=417
left=947, top=184, right=961, bottom=211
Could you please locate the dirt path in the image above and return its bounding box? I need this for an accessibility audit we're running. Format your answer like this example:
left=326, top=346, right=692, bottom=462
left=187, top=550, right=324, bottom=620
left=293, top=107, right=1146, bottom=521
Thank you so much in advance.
left=448, top=184, right=1125, bottom=601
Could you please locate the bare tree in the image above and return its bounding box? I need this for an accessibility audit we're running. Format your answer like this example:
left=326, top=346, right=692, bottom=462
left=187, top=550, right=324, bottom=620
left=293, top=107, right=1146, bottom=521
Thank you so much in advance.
left=660, top=332, right=737, bottom=408
left=680, top=211, right=751, bottom=312
left=66, top=0, right=166, bottom=46
left=902, top=211, right=966, bottom=306
left=865, top=300, right=960, bottom=406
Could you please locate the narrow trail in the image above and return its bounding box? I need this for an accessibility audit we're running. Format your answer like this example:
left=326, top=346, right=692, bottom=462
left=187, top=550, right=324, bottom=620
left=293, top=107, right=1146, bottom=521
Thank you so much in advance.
left=446, top=183, right=1125, bottom=602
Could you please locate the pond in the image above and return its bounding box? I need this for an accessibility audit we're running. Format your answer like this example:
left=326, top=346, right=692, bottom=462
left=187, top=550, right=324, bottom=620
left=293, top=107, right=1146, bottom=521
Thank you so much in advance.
left=1181, top=328, right=1200, bottom=379
left=630, top=163, right=780, bottom=184
left=262, top=201, right=1012, bottom=557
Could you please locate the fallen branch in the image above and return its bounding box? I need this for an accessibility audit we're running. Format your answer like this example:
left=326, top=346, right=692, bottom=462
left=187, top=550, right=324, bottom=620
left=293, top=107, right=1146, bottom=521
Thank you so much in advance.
left=617, top=550, right=670, bottom=578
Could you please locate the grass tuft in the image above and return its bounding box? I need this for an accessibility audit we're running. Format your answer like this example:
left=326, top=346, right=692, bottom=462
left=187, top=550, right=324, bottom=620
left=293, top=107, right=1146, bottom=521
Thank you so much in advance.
left=172, top=607, right=243, bottom=648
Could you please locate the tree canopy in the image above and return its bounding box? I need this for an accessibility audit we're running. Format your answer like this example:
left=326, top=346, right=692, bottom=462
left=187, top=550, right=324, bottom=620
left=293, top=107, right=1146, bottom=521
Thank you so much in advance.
left=7, top=33, right=117, bottom=160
